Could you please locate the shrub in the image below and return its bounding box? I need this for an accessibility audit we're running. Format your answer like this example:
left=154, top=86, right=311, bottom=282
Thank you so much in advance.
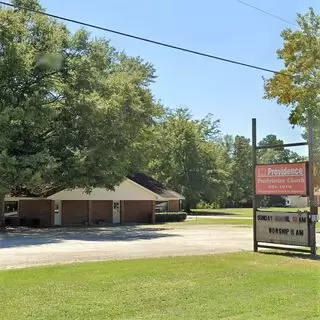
left=195, top=201, right=220, bottom=210
left=20, top=217, right=27, bottom=226
left=19, top=217, right=41, bottom=228
left=155, top=212, right=187, bottom=223
left=5, top=217, right=20, bottom=227
left=30, top=218, right=41, bottom=228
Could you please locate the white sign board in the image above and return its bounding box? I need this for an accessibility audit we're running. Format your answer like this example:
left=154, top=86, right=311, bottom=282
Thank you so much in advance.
left=256, top=212, right=309, bottom=246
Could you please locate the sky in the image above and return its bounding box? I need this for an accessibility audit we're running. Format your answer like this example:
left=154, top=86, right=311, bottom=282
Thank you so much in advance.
left=38, top=0, right=318, bottom=153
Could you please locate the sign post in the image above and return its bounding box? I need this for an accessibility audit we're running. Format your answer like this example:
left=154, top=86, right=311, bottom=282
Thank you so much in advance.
left=252, top=118, right=318, bottom=256
left=252, top=119, right=258, bottom=252
left=307, top=114, right=318, bottom=256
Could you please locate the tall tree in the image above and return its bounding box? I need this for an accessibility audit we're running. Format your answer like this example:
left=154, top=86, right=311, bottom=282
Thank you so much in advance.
left=148, top=108, right=226, bottom=211
left=263, top=8, right=319, bottom=185
left=264, top=8, right=320, bottom=125
left=0, top=0, right=161, bottom=226
left=229, top=136, right=252, bottom=206
left=257, top=134, right=306, bottom=164
left=222, top=135, right=235, bottom=159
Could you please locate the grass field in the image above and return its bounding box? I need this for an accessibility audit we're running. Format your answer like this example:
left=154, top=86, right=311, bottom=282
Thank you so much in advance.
left=188, top=208, right=320, bottom=230
left=1, top=253, right=319, bottom=320
left=192, top=207, right=309, bottom=218
left=183, top=218, right=320, bottom=230
left=184, top=217, right=253, bottom=226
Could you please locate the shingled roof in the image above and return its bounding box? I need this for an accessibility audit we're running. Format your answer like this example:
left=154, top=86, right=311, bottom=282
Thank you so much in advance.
left=128, top=173, right=184, bottom=200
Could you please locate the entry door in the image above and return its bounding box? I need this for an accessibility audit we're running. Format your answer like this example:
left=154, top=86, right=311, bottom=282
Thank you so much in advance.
left=54, top=201, right=62, bottom=226
left=113, top=201, right=121, bottom=224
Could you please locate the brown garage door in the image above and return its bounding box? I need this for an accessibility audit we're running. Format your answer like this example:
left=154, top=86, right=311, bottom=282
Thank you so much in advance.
left=19, top=199, right=54, bottom=227
left=62, top=200, right=89, bottom=226
left=123, top=201, right=154, bottom=224
left=92, top=201, right=113, bottom=224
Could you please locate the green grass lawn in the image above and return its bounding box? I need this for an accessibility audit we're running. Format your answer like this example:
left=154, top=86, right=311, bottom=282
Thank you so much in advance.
left=1, top=253, right=319, bottom=320
left=183, top=217, right=253, bottom=226
left=183, top=218, right=320, bottom=231
left=189, top=208, right=319, bottom=230
left=192, top=207, right=253, bottom=217
left=192, top=207, right=309, bottom=218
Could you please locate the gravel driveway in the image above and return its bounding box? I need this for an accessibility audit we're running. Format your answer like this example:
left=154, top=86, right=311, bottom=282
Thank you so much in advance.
left=0, top=225, right=253, bottom=269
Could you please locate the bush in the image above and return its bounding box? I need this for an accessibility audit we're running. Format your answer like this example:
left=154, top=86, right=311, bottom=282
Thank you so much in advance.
left=20, top=217, right=27, bottom=226
left=155, top=212, right=187, bottom=223
left=196, top=201, right=213, bottom=210
left=195, top=201, right=221, bottom=210
left=30, top=218, right=41, bottom=228
left=5, top=217, right=20, bottom=227
left=19, top=217, right=41, bottom=228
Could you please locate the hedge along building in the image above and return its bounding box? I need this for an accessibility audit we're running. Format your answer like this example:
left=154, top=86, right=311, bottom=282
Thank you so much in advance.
left=6, top=173, right=184, bottom=227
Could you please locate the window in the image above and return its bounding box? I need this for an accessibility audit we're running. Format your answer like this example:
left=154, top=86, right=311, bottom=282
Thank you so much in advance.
left=4, top=201, right=19, bottom=217
left=155, top=201, right=168, bottom=213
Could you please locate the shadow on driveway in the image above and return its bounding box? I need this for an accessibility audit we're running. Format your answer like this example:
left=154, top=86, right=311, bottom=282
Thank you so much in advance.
left=0, top=225, right=178, bottom=249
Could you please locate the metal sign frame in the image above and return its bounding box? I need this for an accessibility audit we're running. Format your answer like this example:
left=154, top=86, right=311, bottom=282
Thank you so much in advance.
left=252, top=118, right=318, bottom=256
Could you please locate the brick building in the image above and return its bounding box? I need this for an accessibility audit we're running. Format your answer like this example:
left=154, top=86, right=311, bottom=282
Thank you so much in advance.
left=6, top=173, right=184, bottom=227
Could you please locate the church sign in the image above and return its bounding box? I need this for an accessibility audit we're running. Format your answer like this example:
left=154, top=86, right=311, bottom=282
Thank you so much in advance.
left=255, top=162, right=308, bottom=196
left=256, top=212, right=309, bottom=246
left=252, top=118, right=317, bottom=255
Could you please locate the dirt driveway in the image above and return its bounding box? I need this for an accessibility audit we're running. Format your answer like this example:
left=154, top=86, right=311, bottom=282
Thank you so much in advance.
left=0, top=224, right=254, bottom=269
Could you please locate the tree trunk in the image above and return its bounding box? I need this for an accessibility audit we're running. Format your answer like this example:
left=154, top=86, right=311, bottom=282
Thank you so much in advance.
left=185, top=201, right=191, bottom=213
left=0, top=192, right=5, bottom=230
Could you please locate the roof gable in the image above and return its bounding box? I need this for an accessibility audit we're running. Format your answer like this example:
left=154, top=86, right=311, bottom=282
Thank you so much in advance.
left=48, top=179, right=158, bottom=201
left=128, top=173, right=185, bottom=200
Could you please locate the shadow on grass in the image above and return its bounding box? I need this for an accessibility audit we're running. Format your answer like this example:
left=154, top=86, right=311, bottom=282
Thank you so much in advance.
left=0, top=225, right=178, bottom=249
left=260, top=250, right=320, bottom=261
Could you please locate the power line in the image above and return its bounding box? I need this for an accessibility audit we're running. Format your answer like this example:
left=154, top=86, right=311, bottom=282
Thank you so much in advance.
left=236, top=0, right=298, bottom=28
left=0, top=1, right=290, bottom=77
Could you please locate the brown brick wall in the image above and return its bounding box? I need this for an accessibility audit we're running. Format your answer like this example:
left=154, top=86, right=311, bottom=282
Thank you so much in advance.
left=92, top=200, right=113, bottom=224
left=123, top=201, right=154, bottom=224
left=62, top=200, right=88, bottom=226
left=19, top=200, right=54, bottom=227
left=120, top=201, right=125, bottom=225
left=168, top=200, right=180, bottom=212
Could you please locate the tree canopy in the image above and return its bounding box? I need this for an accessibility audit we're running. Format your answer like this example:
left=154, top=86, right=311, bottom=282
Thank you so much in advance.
left=257, top=135, right=306, bottom=164
left=0, top=0, right=311, bottom=225
left=147, top=108, right=227, bottom=211
left=264, top=8, right=320, bottom=125
left=228, top=135, right=252, bottom=206
left=0, top=0, right=161, bottom=224
left=264, top=7, right=319, bottom=187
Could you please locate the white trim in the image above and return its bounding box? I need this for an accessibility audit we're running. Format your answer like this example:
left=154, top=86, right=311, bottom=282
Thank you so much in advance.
left=112, top=200, right=121, bottom=224
left=126, top=179, right=162, bottom=200
left=6, top=178, right=184, bottom=202
left=156, top=197, right=185, bottom=201
left=4, top=197, right=47, bottom=201
left=48, top=179, right=158, bottom=201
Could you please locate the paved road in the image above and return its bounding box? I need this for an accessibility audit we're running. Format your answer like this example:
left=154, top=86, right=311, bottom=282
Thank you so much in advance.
left=0, top=225, right=253, bottom=269
left=1, top=225, right=318, bottom=270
